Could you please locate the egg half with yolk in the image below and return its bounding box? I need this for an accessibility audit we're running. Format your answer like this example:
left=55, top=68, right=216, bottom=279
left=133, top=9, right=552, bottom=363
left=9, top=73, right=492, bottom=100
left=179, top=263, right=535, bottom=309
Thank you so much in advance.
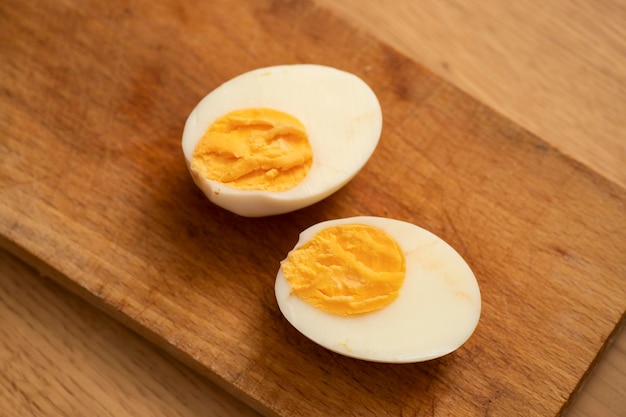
left=275, top=216, right=481, bottom=363
left=182, top=64, right=382, bottom=217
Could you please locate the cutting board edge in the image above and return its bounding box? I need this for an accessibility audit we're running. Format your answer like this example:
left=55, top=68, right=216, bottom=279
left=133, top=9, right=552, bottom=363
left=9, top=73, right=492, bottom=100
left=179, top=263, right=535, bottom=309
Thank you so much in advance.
left=0, top=235, right=280, bottom=417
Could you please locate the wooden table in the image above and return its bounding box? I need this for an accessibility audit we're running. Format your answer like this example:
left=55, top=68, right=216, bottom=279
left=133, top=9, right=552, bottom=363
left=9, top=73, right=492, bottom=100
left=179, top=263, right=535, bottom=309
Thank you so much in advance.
left=1, top=0, right=624, bottom=416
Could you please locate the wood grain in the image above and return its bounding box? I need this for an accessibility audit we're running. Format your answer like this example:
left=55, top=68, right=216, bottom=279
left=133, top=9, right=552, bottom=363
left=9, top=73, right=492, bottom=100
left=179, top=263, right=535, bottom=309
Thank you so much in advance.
left=564, top=317, right=626, bottom=417
left=316, top=0, right=626, bottom=188
left=0, top=250, right=261, bottom=417
left=1, top=0, right=625, bottom=416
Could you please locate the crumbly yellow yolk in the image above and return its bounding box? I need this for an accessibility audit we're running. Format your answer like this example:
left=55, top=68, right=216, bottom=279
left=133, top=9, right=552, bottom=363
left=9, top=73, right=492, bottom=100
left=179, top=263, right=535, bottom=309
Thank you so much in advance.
left=281, top=224, right=406, bottom=316
left=191, top=108, right=313, bottom=192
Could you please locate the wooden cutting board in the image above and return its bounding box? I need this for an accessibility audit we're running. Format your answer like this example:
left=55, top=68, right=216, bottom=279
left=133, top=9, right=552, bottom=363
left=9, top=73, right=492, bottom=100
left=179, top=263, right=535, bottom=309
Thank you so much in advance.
left=1, top=0, right=625, bottom=416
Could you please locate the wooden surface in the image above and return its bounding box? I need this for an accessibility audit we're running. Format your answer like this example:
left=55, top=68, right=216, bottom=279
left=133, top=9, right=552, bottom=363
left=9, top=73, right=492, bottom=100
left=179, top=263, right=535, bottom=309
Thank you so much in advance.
left=1, top=1, right=625, bottom=417
left=319, top=0, right=626, bottom=189
left=0, top=250, right=261, bottom=417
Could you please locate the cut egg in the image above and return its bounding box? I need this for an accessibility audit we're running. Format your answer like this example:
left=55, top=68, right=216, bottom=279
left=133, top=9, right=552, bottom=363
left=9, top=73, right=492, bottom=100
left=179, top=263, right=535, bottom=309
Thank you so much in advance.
left=275, top=216, right=481, bottom=363
left=181, top=64, right=382, bottom=217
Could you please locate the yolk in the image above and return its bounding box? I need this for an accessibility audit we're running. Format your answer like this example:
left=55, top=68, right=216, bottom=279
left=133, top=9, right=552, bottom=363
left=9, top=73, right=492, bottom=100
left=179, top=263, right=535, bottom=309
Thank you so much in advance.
left=191, top=108, right=313, bottom=192
left=281, top=224, right=406, bottom=316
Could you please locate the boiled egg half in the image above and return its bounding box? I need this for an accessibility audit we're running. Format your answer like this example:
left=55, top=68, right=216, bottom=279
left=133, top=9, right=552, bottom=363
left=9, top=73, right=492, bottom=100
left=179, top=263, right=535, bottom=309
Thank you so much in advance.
left=275, top=216, right=481, bottom=363
left=182, top=64, right=382, bottom=217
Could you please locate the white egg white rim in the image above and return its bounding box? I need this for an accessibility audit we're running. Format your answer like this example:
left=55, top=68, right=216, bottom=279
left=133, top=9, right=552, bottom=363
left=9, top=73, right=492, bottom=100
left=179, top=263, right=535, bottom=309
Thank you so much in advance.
left=181, top=65, right=383, bottom=216
left=275, top=216, right=482, bottom=363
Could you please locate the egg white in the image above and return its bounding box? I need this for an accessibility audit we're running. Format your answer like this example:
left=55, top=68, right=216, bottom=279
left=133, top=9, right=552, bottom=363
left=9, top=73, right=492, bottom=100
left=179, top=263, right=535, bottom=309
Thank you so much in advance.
left=275, top=216, right=481, bottom=363
left=182, top=64, right=382, bottom=217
